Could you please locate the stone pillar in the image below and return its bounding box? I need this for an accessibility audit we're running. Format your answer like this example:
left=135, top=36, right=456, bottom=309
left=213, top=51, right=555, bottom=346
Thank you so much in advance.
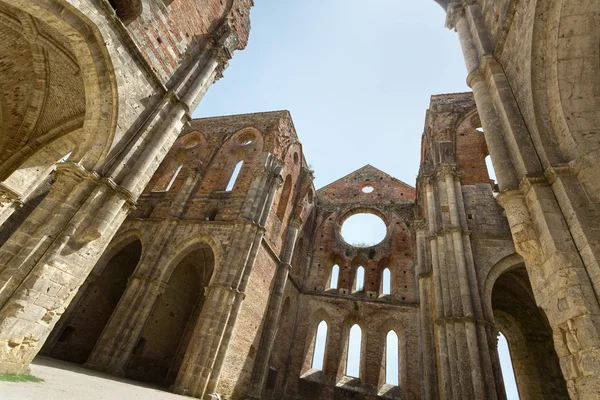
left=415, top=221, right=436, bottom=400
left=498, top=183, right=600, bottom=398
left=422, top=167, right=498, bottom=400
left=248, top=219, right=301, bottom=398
left=173, top=157, right=283, bottom=398
left=0, top=31, right=234, bottom=374
left=41, top=273, right=98, bottom=354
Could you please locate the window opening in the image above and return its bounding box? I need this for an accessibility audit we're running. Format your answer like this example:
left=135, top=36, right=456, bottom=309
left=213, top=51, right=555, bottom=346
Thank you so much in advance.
left=329, top=265, right=339, bottom=289
left=498, top=332, right=519, bottom=399
left=362, top=185, right=374, bottom=193
left=226, top=161, right=243, bottom=191
left=382, top=268, right=391, bottom=295
left=341, top=213, right=387, bottom=247
left=485, top=155, right=497, bottom=183
left=164, top=164, right=183, bottom=191
left=346, top=324, right=362, bottom=378
left=354, top=265, right=365, bottom=292
left=355, top=266, right=365, bottom=291
left=311, top=320, right=328, bottom=370
left=276, top=175, right=292, bottom=220
left=58, top=152, right=72, bottom=163
left=386, top=330, right=399, bottom=386
left=206, top=208, right=218, bottom=221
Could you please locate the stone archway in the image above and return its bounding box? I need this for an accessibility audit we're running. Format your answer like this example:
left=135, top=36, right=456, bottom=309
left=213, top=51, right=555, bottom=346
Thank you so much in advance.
left=41, top=238, right=142, bottom=364
left=491, top=266, right=568, bottom=400
left=0, top=0, right=118, bottom=178
left=125, top=244, right=214, bottom=386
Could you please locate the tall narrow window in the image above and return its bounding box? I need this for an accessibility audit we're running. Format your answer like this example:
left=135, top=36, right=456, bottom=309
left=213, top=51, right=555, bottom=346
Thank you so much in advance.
left=276, top=175, right=292, bottom=220
left=498, top=333, right=519, bottom=399
left=329, top=265, right=339, bottom=289
left=164, top=164, right=183, bottom=191
left=355, top=266, right=365, bottom=291
left=311, top=320, right=328, bottom=371
left=386, top=330, right=399, bottom=386
left=226, top=161, right=243, bottom=192
left=58, top=152, right=72, bottom=163
left=382, top=268, right=391, bottom=295
left=346, top=324, right=362, bottom=378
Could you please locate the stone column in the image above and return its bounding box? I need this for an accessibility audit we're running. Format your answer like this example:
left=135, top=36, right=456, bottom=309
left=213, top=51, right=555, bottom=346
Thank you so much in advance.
left=41, top=273, right=98, bottom=354
left=423, top=177, right=454, bottom=397
left=248, top=219, right=301, bottom=398
left=498, top=183, right=600, bottom=399
left=423, top=167, right=499, bottom=399
left=415, top=221, right=436, bottom=400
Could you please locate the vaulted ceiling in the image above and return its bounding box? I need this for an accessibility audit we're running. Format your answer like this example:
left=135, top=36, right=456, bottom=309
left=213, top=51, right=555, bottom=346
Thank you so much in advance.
left=0, top=3, right=85, bottom=178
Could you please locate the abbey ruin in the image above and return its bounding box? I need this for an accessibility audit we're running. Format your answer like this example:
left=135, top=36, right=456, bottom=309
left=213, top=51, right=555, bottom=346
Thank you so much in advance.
left=0, top=0, right=599, bottom=399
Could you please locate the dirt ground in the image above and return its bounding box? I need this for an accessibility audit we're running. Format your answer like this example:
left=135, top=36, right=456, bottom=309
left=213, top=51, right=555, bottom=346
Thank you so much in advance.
left=0, top=357, right=189, bottom=400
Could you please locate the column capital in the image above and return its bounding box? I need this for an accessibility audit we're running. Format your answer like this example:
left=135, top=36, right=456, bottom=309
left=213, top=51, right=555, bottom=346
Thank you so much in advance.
left=55, top=161, right=100, bottom=184
left=444, top=1, right=465, bottom=30
left=98, top=177, right=137, bottom=210
left=209, top=23, right=239, bottom=81
left=437, top=163, right=459, bottom=179
left=519, top=174, right=549, bottom=195
left=545, top=164, right=574, bottom=185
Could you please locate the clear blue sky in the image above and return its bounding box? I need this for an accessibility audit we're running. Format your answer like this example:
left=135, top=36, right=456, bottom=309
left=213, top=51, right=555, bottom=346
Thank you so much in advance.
left=194, top=0, right=469, bottom=189
left=193, top=1, right=518, bottom=398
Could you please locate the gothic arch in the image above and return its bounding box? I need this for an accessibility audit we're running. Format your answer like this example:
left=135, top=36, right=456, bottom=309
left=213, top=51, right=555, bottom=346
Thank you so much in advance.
left=530, top=0, right=600, bottom=195
left=0, top=0, right=118, bottom=176
left=126, top=242, right=215, bottom=386
left=157, top=234, right=222, bottom=284
left=301, top=308, right=331, bottom=375
left=41, top=234, right=143, bottom=364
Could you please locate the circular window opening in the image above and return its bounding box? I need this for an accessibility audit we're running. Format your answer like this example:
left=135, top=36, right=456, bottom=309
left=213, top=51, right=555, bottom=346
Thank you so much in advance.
left=361, top=185, right=374, bottom=194
left=341, top=213, right=387, bottom=247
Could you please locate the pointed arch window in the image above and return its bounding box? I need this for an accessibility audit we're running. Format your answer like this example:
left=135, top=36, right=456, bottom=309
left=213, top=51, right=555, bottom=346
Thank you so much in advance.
left=355, top=266, right=365, bottom=291
left=311, top=320, right=328, bottom=371
left=226, top=161, right=243, bottom=192
left=165, top=164, right=183, bottom=192
left=346, top=324, right=362, bottom=378
left=385, top=330, right=399, bottom=386
left=329, top=265, right=339, bottom=289
left=276, top=175, right=292, bottom=220
left=382, top=268, right=391, bottom=295
left=498, top=332, right=519, bottom=399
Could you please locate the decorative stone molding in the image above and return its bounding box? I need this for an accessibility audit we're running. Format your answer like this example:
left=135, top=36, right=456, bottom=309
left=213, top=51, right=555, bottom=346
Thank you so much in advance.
left=544, top=164, right=574, bottom=185
left=0, top=183, right=21, bottom=205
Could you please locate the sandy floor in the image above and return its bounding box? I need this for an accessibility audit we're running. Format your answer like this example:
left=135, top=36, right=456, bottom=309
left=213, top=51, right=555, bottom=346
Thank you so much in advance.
left=0, top=357, right=188, bottom=400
